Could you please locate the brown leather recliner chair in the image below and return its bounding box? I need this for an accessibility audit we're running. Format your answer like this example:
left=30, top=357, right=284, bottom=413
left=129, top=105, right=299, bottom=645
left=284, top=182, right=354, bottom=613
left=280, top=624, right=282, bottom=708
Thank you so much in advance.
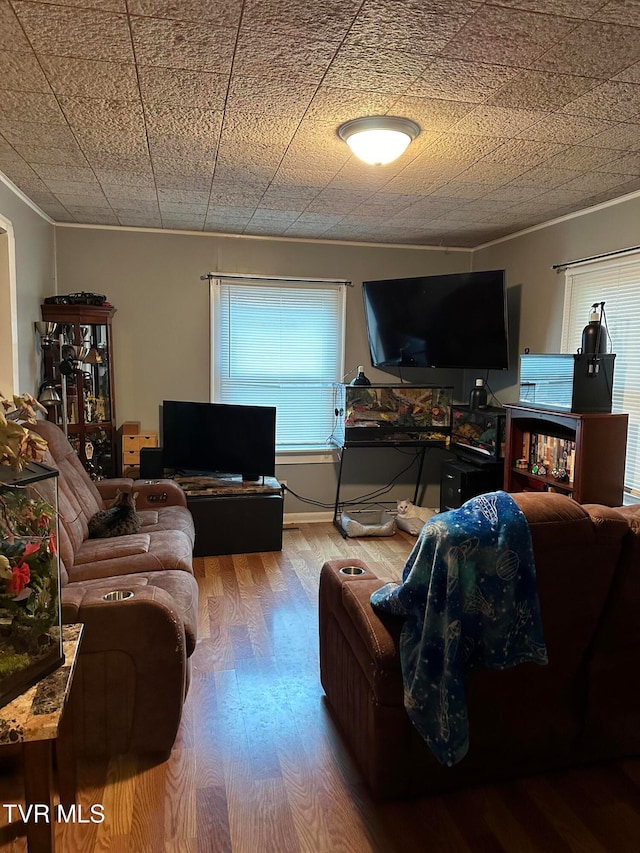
left=319, top=492, right=638, bottom=799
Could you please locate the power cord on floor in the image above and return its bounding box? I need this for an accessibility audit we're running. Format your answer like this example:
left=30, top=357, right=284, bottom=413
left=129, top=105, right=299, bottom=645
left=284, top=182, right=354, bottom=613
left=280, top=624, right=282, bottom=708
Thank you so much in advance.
left=281, top=447, right=432, bottom=509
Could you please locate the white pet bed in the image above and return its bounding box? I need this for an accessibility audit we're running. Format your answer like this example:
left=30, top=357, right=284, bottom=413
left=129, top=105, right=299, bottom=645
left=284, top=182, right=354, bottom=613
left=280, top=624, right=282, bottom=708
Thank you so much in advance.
left=340, top=509, right=396, bottom=538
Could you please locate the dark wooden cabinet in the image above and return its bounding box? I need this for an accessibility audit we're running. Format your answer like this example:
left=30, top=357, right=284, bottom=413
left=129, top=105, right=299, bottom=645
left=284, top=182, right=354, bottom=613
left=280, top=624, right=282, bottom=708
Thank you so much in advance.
left=503, top=404, right=628, bottom=506
left=40, top=303, right=116, bottom=478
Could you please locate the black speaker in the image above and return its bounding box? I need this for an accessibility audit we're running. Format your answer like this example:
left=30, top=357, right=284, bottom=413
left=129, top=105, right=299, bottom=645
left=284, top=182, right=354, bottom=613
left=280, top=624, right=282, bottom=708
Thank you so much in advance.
left=140, top=447, right=164, bottom=478
left=440, top=459, right=504, bottom=511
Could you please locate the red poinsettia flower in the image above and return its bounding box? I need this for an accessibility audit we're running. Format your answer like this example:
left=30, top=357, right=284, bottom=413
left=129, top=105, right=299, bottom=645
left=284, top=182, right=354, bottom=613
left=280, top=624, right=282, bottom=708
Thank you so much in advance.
left=7, top=563, right=30, bottom=594
left=48, top=531, right=57, bottom=555
left=22, top=542, right=40, bottom=559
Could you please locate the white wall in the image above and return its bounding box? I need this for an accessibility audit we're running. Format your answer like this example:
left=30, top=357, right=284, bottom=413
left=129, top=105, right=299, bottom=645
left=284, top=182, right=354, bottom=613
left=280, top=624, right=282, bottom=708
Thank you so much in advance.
left=54, top=226, right=472, bottom=512
left=473, top=191, right=640, bottom=404
left=0, top=177, right=56, bottom=397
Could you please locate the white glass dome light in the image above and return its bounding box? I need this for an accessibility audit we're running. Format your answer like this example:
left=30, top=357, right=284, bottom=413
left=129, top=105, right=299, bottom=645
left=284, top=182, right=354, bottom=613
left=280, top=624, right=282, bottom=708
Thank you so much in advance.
left=337, top=116, right=421, bottom=165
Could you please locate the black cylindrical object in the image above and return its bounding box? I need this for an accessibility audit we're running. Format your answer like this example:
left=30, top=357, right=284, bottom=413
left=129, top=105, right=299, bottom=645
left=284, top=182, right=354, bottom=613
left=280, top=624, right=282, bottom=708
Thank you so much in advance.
left=469, top=378, right=487, bottom=410
left=582, top=320, right=607, bottom=355
left=351, top=365, right=371, bottom=386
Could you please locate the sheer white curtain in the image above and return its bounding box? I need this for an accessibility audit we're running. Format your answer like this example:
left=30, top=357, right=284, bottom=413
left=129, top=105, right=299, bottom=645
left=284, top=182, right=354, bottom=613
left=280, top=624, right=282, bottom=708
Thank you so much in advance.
left=561, top=251, right=640, bottom=497
left=211, top=277, right=346, bottom=452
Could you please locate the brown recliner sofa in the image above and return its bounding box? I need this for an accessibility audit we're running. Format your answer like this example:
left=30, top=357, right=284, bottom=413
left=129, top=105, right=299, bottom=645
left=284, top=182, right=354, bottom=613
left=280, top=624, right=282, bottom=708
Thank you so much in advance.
left=319, top=492, right=640, bottom=799
left=31, top=420, right=199, bottom=758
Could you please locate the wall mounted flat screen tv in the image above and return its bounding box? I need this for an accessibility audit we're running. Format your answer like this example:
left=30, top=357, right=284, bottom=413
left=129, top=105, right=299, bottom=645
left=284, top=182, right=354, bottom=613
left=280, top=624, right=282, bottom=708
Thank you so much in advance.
left=362, top=270, right=509, bottom=370
left=162, top=400, right=276, bottom=479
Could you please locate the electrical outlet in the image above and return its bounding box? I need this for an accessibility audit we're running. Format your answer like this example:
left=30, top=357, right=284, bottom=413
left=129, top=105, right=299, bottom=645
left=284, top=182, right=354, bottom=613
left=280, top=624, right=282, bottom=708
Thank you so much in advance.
left=280, top=479, right=288, bottom=490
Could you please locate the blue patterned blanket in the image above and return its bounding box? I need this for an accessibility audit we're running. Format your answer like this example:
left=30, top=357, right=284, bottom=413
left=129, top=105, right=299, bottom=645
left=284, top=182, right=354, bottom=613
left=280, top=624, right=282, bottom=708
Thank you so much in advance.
left=370, top=491, right=548, bottom=766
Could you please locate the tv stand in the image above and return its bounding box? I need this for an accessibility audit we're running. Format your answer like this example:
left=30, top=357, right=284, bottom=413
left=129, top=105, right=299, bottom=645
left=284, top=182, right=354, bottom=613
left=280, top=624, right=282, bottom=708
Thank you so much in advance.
left=173, top=474, right=283, bottom=556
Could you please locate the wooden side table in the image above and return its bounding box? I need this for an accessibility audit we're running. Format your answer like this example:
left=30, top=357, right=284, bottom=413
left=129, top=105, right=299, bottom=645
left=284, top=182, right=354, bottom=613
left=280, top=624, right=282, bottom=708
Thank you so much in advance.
left=0, top=624, right=83, bottom=852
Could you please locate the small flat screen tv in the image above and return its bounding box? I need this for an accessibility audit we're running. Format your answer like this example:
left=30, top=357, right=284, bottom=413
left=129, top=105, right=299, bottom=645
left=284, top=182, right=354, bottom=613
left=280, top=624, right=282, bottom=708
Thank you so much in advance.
left=362, top=270, right=509, bottom=370
left=162, top=401, right=276, bottom=479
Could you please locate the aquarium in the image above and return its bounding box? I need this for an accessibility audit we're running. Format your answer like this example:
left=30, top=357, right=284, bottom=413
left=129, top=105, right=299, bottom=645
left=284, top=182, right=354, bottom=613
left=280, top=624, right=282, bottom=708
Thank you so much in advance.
left=0, top=462, right=63, bottom=708
left=332, top=385, right=453, bottom=445
left=451, top=405, right=506, bottom=460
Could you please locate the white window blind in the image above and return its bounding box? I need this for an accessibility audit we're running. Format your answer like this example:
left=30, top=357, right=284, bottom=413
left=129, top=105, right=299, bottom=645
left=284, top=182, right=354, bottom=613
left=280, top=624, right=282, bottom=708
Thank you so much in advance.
left=561, top=251, right=640, bottom=496
left=212, top=278, right=345, bottom=452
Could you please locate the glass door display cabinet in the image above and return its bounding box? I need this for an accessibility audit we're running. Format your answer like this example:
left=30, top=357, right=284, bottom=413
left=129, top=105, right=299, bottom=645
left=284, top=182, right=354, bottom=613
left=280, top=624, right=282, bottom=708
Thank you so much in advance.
left=40, top=303, right=117, bottom=478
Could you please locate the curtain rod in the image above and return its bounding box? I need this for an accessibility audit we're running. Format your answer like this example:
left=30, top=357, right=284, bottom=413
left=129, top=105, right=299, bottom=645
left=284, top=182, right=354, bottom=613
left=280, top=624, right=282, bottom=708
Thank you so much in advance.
left=200, top=272, right=353, bottom=286
left=552, top=245, right=640, bottom=271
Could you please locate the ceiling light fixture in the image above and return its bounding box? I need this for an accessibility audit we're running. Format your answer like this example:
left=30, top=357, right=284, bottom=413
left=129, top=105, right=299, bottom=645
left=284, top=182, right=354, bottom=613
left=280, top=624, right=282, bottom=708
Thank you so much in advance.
left=337, top=116, right=421, bottom=165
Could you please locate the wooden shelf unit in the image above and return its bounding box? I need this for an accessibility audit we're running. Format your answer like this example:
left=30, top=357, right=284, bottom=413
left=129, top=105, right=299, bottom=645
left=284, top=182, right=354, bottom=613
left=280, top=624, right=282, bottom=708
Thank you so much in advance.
left=503, top=404, right=628, bottom=506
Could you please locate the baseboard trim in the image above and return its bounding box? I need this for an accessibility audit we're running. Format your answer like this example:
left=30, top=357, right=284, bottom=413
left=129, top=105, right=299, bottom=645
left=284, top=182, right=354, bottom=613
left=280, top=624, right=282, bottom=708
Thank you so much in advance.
left=283, top=511, right=333, bottom=525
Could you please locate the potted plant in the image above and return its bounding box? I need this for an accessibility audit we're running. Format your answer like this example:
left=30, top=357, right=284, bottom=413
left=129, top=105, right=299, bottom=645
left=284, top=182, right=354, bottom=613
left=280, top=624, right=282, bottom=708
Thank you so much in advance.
left=0, top=391, right=64, bottom=707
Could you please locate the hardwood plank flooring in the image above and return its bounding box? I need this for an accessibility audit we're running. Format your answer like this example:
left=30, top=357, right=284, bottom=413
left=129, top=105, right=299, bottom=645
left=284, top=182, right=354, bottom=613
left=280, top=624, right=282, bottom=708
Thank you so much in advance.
left=2, top=522, right=640, bottom=851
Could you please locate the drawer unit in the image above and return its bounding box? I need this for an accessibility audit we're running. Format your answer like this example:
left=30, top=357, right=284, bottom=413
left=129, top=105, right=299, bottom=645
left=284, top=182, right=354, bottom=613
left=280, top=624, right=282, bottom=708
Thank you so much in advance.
left=119, top=422, right=157, bottom=475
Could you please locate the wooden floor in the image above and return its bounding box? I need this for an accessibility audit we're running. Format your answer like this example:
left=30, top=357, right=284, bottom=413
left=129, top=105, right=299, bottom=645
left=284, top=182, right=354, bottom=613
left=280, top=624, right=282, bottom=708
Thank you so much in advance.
left=3, top=522, right=640, bottom=851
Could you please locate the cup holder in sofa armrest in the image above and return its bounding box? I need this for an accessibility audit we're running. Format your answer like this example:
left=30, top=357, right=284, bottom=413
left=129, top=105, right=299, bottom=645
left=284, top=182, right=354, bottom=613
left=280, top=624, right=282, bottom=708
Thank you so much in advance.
left=340, top=565, right=367, bottom=576
left=103, top=590, right=135, bottom=602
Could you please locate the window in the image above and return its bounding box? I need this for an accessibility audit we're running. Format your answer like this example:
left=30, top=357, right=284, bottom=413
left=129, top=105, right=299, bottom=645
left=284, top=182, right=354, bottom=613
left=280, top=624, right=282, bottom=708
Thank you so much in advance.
left=561, top=251, right=640, bottom=498
left=211, top=277, right=346, bottom=452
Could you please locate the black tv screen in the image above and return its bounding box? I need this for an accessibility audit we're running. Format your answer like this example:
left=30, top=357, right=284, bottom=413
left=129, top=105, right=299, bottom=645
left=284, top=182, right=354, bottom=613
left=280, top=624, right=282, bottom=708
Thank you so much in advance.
left=362, top=270, right=509, bottom=370
left=162, top=401, right=276, bottom=479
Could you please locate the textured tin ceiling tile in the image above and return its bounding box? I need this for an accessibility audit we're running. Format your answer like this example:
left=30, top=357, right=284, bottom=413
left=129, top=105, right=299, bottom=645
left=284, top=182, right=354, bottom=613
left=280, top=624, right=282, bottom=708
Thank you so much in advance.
left=226, top=77, right=317, bottom=118
left=304, top=86, right=399, bottom=124
left=0, top=91, right=66, bottom=124
left=569, top=120, right=640, bottom=150
left=118, top=213, right=162, bottom=226
left=345, top=2, right=478, bottom=55
left=208, top=182, right=265, bottom=206
left=0, top=50, right=51, bottom=92
left=154, top=171, right=211, bottom=191
left=0, top=120, right=78, bottom=148
left=138, top=67, right=227, bottom=109
left=508, top=164, right=581, bottom=188
left=130, top=16, right=235, bottom=73
left=12, top=3, right=133, bottom=62
left=159, top=201, right=207, bottom=215
left=408, top=58, right=519, bottom=102
left=218, top=112, right=298, bottom=151
left=518, top=115, right=615, bottom=144
left=596, top=151, right=640, bottom=174
left=450, top=105, right=550, bottom=137
left=145, top=105, right=223, bottom=146
left=128, top=0, right=242, bottom=26
left=161, top=213, right=205, bottom=227
left=17, top=0, right=127, bottom=10
left=32, top=164, right=97, bottom=184
left=536, top=144, right=616, bottom=171
left=13, top=144, right=88, bottom=166
left=73, top=211, right=120, bottom=224
left=389, top=97, right=476, bottom=132
left=103, top=184, right=157, bottom=201
left=40, top=57, right=139, bottom=101
left=111, top=199, right=160, bottom=213
left=205, top=206, right=254, bottom=223
left=1, top=156, right=40, bottom=180
left=616, top=62, right=640, bottom=85
left=487, top=70, right=600, bottom=110
left=54, top=192, right=110, bottom=208
left=592, top=0, right=640, bottom=26
left=444, top=7, right=577, bottom=68
left=241, top=0, right=360, bottom=41
left=483, top=138, right=569, bottom=167
left=532, top=22, right=640, bottom=78
left=559, top=170, right=638, bottom=193
left=561, top=80, right=640, bottom=122
left=95, top=169, right=155, bottom=186
left=157, top=188, right=209, bottom=204
left=0, top=0, right=31, bottom=51
left=490, top=0, right=606, bottom=15
left=322, top=45, right=428, bottom=93
left=38, top=204, right=76, bottom=221
left=151, top=151, right=216, bottom=175
left=234, top=29, right=338, bottom=82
